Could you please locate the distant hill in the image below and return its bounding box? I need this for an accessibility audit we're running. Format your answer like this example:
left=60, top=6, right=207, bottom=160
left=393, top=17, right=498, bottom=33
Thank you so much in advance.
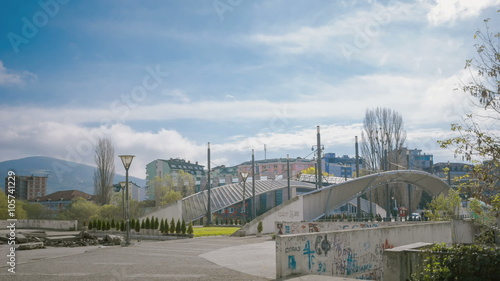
left=0, top=156, right=146, bottom=195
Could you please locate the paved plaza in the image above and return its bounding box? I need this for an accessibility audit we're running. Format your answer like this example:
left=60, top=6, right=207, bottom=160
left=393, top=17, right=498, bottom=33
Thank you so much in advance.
left=1, top=230, right=361, bottom=281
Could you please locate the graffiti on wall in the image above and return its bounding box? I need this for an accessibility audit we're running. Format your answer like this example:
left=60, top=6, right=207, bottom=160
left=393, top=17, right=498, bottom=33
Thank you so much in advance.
left=280, top=231, right=389, bottom=280
left=277, top=221, right=380, bottom=235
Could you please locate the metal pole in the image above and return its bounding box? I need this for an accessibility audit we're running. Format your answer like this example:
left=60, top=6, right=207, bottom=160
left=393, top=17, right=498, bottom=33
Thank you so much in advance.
left=316, top=126, right=322, bottom=189
left=407, top=150, right=412, bottom=221
left=252, top=149, right=256, bottom=220
left=207, top=142, right=212, bottom=225
left=385, top=148, right=390, bottom=221
left=125, top=169, right=130, bottom=246
left=122, top=187, right=125, bottom=220
left=287, top=154, right=291, bottom=200
left=242, top=180, right=246, bottom=223
left=356, top=136, right=361, bottom=219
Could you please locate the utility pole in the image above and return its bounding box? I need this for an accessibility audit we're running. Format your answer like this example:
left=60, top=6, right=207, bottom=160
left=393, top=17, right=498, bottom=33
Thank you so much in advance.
left=385, top=148, right=390, bottom=221
left=356, top=136, right=361, bottom=219
left=407, top=150, right=412, bottom=221
left=287, top=154, right=291, bottom=200
left=317, top=126, right=323, bottom=189
left=264, top=144, right=267, bottom=160
left=207, top=142, right=212, bottom=225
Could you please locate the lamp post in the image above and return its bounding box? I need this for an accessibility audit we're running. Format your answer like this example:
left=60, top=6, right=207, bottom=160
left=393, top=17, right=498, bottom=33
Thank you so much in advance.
left=240, top=171, right=249, bottom=223
left=119, top=155, right=134, bottom=246
left=119, top=181, right=126, bottom=219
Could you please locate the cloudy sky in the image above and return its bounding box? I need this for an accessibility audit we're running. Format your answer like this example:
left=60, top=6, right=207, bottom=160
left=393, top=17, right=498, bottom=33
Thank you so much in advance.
left=1, top=0, right=498, bottom=178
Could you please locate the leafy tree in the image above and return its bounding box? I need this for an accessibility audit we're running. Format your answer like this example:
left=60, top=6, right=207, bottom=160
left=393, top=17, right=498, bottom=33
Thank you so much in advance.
left=155, top=217, right=159, bottom=230
left=120, top=220, right=125, bottom=232
left=438, top=13, right=500, bottom=223
left=140, top=219, right=145, bottom=229
left=24, top=202, right=53, bottom=219
left=426, top=189, right=461, bottom=221
left=145, top=217, right=150, bottom=229
left=111, top=218, right=115, bottom=229
left=99, top=204, right=121, bottom=221
left=88, top=220, right=93, bottom=230
left=59, top=197, right=100, bottom=224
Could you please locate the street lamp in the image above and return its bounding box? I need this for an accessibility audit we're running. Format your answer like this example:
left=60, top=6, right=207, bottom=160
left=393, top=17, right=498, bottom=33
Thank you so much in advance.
left=119, top=181, right=126, bottom=219
left=240, top=171, right=249, bottom=223
left=119, top=155, right=134, bottom=246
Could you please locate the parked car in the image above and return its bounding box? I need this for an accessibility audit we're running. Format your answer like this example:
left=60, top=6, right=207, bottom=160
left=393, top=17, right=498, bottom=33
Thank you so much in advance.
left=411, top=213, right=421, bottom=221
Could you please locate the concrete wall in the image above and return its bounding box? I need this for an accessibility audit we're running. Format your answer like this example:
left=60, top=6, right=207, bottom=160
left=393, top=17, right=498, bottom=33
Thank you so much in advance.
left=275, top=221, right=408, bottom=236
left=275, top=221, right=452, bottom=280
left=237, top=196, right=304, bottom=236
left=0, top=219, right=78, bottom=230
left=139, top=200, right=183, bottom=222
left=451, top=219, right=474, bottom=244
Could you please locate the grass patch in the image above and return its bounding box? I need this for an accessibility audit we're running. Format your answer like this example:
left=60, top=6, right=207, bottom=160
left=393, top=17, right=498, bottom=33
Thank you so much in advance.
left=193, top=226, right=240, bottom=237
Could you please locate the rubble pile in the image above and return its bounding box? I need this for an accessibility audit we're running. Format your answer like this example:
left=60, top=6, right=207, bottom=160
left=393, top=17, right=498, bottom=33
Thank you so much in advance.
left=0, top=230, right=124, bottom=250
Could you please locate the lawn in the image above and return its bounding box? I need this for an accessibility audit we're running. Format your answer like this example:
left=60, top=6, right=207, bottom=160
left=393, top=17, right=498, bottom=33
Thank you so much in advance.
left=193, top=226, right=240, bottom=237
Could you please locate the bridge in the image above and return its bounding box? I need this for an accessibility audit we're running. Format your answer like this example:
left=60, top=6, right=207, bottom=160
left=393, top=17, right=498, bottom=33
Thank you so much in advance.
left=142, top=179, right=316, bottom=223
left=238, top=170, right=451, bottom=235
left=142, top=170, right=450, bottom=231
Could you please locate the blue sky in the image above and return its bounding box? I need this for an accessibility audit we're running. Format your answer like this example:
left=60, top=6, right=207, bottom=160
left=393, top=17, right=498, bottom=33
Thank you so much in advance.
left=1, top=0, right=499, bottom=178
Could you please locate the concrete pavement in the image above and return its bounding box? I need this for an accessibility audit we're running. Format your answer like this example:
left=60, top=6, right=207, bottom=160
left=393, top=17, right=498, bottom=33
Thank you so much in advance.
left=1, top=231, right=356, bottom=280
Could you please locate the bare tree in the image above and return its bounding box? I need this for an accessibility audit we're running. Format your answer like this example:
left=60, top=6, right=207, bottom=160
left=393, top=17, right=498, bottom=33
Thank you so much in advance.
left=361, top=107, right=407, bottom=208
left=94, top=138, right=115, bottom=205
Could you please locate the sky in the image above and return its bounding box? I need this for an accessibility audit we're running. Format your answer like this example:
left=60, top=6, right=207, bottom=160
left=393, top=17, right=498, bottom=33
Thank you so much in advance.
left=0, top=0, right=499, bottom=179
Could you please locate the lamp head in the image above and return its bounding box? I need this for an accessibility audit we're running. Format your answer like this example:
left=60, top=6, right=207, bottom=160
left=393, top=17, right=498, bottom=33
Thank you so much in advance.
left=119, top=155, right=135, bottom=170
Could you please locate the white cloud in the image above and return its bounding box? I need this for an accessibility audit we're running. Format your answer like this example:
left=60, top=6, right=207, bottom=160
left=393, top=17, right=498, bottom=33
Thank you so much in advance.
left=0, top=61, right=36, bottom=86
left=426, top=0, right=500, bottom=26
left=163, top=88, right=191, bottom=103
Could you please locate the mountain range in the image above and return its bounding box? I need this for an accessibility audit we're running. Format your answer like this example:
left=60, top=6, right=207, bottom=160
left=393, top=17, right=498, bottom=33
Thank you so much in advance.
left=0, top=156, right=146, bottom=195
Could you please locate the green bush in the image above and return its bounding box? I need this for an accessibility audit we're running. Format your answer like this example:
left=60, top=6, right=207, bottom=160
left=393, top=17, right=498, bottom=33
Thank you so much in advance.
left=257, top=221, right=263, bottom=233
left=170, top=218, right=175, bottom=234
left=140, top=219, right=145, bottom=229
left=120, top=220, right=125, bottom=232
left=175, top=219, right=181, bottom=234
left=145, top=217, right=151, bottom=229
left=160, top=218, right=165, bottom=233
left=88, top=220, right=93, bottom=230
left=111, top=218, right=115, bottom=229
left=187, top=222, right=193, bottom=235
left=181, top=220, right=186, bottom=234
left=411, top=244, right=500, bottom=281
left=154, top=217, right=159, bottom=230
left=134, top=220, right=140, bottom=232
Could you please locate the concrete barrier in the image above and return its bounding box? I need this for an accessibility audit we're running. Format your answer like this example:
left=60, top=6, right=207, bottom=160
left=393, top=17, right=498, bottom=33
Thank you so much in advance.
left=0, top=219, right=77, bottom=230
left=275, top=221, right=452, bottom=280
left=275, top=221, right=408, bottom=235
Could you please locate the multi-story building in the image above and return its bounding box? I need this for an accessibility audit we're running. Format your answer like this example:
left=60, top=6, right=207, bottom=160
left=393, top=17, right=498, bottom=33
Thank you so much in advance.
left=4, top=175, right=47, bottom=200
left=145, top=158, right=205, bottom=200
left=322, top=153, right=363, bottom=178
left=405, top=148, right=433, bottom=172
left=433, top=162, right=472, bottom=187
left=29, top=190, right=96, bottom=212
left=237, top=157, right=315, bottom=180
